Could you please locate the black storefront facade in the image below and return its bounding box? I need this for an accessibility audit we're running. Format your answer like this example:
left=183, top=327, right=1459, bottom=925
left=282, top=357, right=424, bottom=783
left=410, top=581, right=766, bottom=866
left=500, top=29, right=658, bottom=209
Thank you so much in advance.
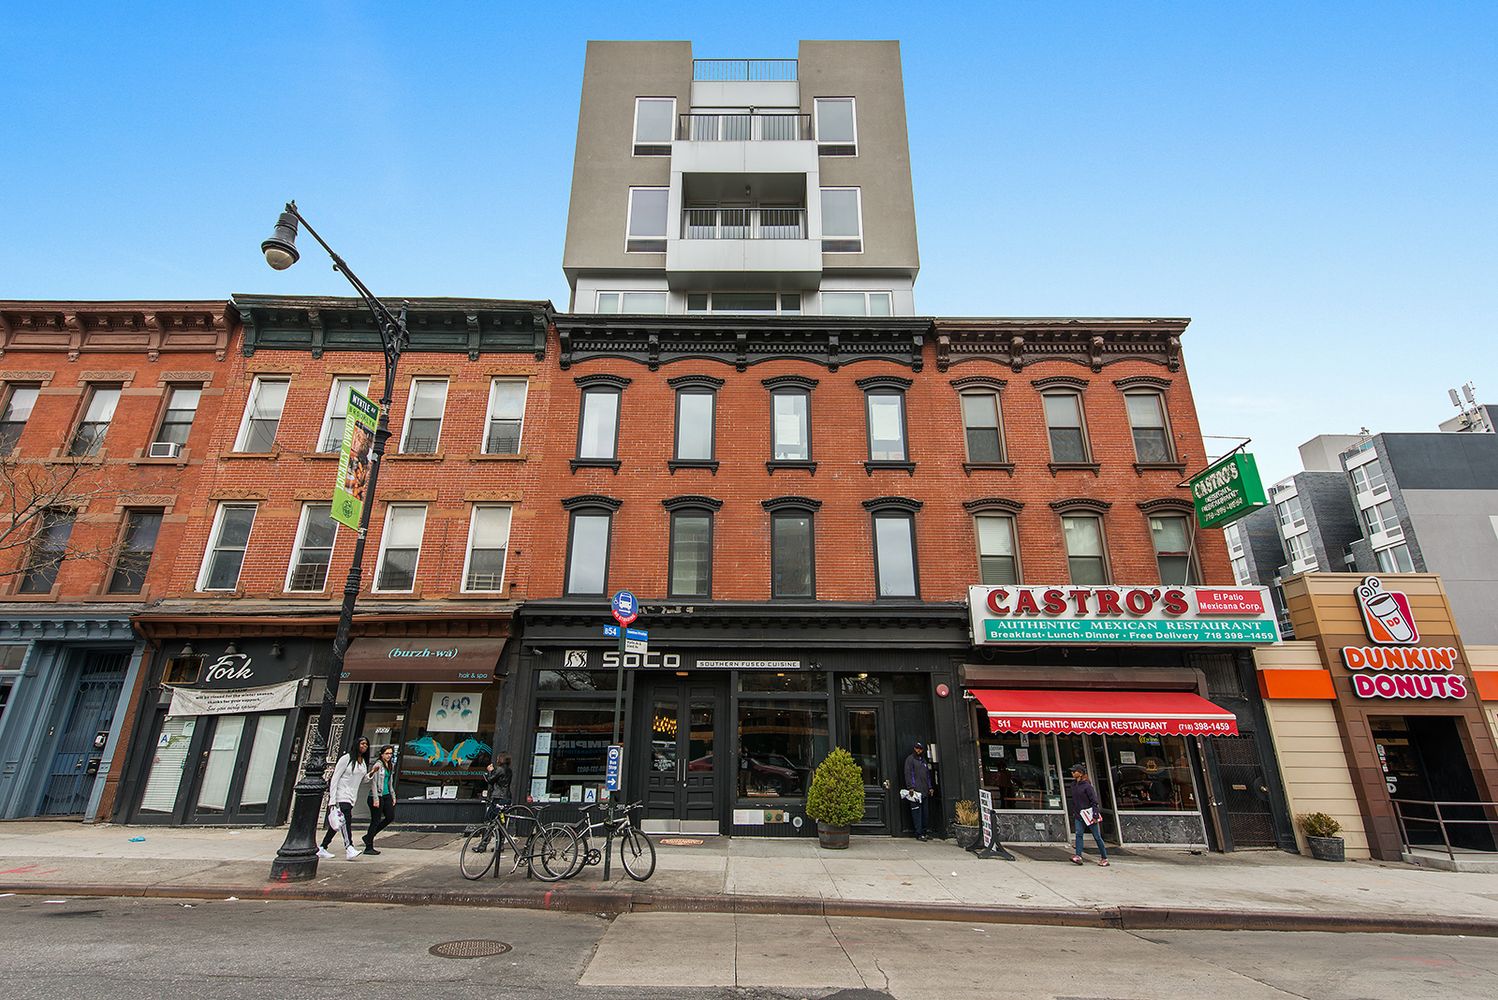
left=503, top=601, right=971, bottom=837
left=121, top=602, right=514, bottom=827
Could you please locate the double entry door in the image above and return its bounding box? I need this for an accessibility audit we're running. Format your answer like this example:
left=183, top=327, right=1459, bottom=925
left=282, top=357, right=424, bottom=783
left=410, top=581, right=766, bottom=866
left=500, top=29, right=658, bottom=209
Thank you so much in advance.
left=135, top=711, right=290, bottom=824
left=638, top=676, right=724, bottom=834
left=39, top=651, right=128, bottom=816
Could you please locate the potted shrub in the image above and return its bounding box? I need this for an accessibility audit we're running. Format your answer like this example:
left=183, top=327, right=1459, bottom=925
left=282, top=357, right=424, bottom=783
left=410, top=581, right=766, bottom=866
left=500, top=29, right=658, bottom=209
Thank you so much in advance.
left=805, top=747, right=865, bottom=849
left=1298, top=812, right=1345, bottom=862
left=951, top=799, right=982, bottom=850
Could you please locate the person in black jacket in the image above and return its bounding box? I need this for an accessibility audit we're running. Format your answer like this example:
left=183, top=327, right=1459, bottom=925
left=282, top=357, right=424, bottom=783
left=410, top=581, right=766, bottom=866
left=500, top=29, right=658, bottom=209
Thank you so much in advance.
left=902, top=742, right=935, bottom=841
left=1069, top=764, right=1110, bottom=866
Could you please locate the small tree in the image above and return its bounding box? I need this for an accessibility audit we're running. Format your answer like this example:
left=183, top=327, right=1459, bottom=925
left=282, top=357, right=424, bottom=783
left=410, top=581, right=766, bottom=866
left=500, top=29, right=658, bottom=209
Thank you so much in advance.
left=0, top=458, right=158, bottom=583
left=805, top=747, right=866, bottom=827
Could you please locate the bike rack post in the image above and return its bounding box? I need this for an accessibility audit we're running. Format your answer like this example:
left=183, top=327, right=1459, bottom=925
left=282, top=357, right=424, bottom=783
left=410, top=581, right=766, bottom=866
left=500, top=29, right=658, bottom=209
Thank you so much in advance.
left=602, top=801, right=614, bottom=880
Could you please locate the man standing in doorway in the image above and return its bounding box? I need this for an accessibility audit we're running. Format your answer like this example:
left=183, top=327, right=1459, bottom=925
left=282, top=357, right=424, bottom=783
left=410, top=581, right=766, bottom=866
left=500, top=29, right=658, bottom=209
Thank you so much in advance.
left=903, top=742, right=935, bottom=841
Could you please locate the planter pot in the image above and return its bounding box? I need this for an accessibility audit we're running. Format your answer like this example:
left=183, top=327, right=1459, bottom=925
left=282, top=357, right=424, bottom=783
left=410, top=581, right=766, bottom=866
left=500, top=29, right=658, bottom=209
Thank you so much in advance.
left=816, top=822, right=851, bottom=850
left=952, top=823, right=981, bottom=851
left=1306, top=835, right=1345, bottom=862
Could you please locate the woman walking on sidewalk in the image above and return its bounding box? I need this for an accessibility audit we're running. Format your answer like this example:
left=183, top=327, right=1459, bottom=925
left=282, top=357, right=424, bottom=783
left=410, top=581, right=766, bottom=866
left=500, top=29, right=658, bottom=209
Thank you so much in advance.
left=1069, top=765, right=1109, bottom=866
left=319, top=737, right=370, bottom=861
left=363, top=744, right=396, bottom=855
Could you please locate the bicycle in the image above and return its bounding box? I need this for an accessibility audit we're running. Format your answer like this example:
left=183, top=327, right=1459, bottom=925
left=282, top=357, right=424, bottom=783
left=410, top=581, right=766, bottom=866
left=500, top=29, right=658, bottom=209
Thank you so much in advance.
left=550, top=800, right=656, bottom=881
left=458, top=802, right=581, bottom=881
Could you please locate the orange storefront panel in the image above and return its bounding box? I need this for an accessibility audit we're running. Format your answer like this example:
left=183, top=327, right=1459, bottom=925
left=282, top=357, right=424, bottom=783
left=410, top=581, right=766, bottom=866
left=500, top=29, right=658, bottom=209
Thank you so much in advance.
left=1258, top=668, right=1336, bottom=700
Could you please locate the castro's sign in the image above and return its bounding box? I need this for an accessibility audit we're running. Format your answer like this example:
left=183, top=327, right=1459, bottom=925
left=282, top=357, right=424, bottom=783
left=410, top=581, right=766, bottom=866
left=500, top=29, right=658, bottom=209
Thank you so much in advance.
left=1189, top=452, right=1269, bottom=529
left=968, top=585, right=1281, bottom=645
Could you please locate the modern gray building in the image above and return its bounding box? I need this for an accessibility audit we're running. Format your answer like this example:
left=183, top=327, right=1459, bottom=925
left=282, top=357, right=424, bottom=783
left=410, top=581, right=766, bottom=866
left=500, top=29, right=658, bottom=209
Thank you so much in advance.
left=1227, top=423, right=1498, bottom=643
left=562, top=41, right=920, bottom=316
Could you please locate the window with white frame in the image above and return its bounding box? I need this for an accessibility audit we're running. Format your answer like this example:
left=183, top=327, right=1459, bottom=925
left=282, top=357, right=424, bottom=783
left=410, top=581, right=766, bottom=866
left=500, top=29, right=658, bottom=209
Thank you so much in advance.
left=375, top=505, right=427, bottom=592
left=626, top=188, right=669, bottom=252
left=1150, top=514, right=1198, bottom=585
left=483, top=379, right=528, bottom=455
left=400, top=379, right=448, bottom=454
left=153, top=386, right=201, bottom=450
left=1361, top=500, right=1401, bottom=536
left=814, top=97, right=857, bottom=155
left=820, top=290, right=891, bottom=316
left=1043, top=392, right=1090, bottom=464
left=285, top=503, right=338, bottom=592
left=1231, top=555, right=1250, bottom=585
left=463, top=505, right=512, bottom=592
left=633, top=97, right=676, bottom=155
left=819, top=187, right=862, bottom=252
left=198, top=503, right=257, bottom=591
left=318, top=377, right=371, bottom=452
left=234, top=378, right=289, bottom=453
left=686, top=292, right=801, bottom=314
left=1351, top=459, right=1388, bottom=495
left=596, top=290, right=669, bottom=314
left=975, top=514, right=1018, bottom=586
left=1062, top=515, right=1108, bottom=584
left=1284, top=532, right=1316, bottom=568
left=1376, top=543, right=1415, bottom=573
left=1276, top=495, right=1305, bottom=530
left=68, top=385, right=121, bottom=457
left=1125, top=392, right=1174, bottom=464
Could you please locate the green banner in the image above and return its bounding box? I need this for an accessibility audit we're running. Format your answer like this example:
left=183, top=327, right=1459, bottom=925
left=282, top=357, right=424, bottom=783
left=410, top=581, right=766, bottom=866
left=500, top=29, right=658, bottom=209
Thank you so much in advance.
left=982, top=618, right=1280, bottom=644
left=332, top=388, right=379, bottom=530
left=1189, top=451, right=1268, bottom=529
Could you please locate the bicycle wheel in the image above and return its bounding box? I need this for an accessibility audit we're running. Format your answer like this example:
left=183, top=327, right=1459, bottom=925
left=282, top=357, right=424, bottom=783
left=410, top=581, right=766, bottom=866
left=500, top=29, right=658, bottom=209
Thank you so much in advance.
left=546, top=823, right=588, bottom=879
left=616, top=825, right=656, bottom=881
left=528, top=825, right=581, bottom=882
left=458, top=824, right=498, bottom=880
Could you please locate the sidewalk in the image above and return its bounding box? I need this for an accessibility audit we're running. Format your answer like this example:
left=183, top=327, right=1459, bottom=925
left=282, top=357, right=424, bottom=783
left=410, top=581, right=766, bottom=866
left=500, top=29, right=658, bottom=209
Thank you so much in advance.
left=3, top=822, right=1497, bottom=935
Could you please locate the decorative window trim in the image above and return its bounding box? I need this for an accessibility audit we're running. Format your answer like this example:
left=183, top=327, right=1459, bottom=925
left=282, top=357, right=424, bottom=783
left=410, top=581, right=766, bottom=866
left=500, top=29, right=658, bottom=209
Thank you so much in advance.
left=562, top=494, right=622, bottom=512
left=156, top=371, right=215, bottom=388
left=762, top=374, right=820, bottom=391
left=1050, top=497, right=1112, bottom=514
left=0, top=370, right=57, bottom=386
left=76, top=370, right=135, bottom=388
left=1032, top=375, right=1089, bottom=391
left=763, top=496, right=822, bottom=513
left=963, top=497, right=1024, bottom=514
left=950, top=375, right=1007, bottom=392
left=862, top=496, right=923, bottom=514
left=1113, top=375, right=1172, bottom=391
left=574, top=373, right=633, bottom=390
left=662, top=495, right=723, bottom=512
left=767, top=460, right=818, bottom=475
left=855, top=375, right=913, bottom=391
left=1138, top=497, right=1195, bottom=514
left=667, top=374, right=725, bottom=391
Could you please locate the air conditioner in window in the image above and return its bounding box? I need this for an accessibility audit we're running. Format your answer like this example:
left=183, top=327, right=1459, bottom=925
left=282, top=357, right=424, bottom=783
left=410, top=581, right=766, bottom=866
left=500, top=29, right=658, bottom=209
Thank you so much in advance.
left=148, top=441, right=181, bottom=458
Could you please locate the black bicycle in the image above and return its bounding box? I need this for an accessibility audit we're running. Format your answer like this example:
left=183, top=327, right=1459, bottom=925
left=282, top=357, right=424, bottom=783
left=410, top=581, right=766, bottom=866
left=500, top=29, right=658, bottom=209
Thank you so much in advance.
left=550, top=800, right=656, bottom=881
left=459, top=803, right=581, bottom=881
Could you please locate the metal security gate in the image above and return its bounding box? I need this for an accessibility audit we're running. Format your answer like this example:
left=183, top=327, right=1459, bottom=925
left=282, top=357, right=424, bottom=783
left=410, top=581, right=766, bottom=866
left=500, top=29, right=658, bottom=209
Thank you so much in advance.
left=39, top=651, right=128, bottom=816
left=1214, top=733, right=1278, bottom=847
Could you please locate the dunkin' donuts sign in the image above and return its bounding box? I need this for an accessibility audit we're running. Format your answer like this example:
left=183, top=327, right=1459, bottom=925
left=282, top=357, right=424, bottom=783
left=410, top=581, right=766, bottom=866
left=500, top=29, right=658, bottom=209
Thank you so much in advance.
left=1341, top=577, right=1468, bottom=700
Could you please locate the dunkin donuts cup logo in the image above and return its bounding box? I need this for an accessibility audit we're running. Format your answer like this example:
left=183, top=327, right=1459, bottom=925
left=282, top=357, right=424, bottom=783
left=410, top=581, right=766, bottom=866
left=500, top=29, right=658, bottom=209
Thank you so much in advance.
left=1355, top=576, right=1418, bottom=645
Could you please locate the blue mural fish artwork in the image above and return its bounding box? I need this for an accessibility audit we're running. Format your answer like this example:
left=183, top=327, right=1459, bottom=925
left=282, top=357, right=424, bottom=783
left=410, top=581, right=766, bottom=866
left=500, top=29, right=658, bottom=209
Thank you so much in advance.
left=404, top=735, right=492, bottom=766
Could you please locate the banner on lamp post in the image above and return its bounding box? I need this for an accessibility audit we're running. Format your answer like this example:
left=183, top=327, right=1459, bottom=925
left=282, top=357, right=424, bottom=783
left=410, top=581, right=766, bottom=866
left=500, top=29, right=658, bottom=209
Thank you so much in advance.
left=1189, top=451, right=1268, bottom=529
left=332, top=388, right=379, bottom=530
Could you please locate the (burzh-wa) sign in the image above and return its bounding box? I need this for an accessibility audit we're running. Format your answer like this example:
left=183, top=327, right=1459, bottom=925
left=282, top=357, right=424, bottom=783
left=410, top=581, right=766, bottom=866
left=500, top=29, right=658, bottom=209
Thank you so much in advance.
left=1189, top=451, right=1268, bottom=529
left=968, top=585, right=1281, bottom=645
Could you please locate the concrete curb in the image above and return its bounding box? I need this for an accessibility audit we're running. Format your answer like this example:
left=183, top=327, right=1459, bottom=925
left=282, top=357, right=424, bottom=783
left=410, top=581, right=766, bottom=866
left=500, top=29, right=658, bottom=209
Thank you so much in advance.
left=3, top=881, right=1496, bottom=936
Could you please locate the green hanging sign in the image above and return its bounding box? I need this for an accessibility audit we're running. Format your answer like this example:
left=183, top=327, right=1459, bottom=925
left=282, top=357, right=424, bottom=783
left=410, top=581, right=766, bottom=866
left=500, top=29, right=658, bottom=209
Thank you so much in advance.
left=332, top=388, right=379, bottom=530
left=1189, top=451, right=1268, bottom=529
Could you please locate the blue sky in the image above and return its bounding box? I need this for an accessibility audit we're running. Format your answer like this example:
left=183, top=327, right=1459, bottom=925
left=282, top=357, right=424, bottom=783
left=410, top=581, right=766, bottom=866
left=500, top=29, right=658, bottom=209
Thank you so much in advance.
left=3, top=2, right=1495, bottom=480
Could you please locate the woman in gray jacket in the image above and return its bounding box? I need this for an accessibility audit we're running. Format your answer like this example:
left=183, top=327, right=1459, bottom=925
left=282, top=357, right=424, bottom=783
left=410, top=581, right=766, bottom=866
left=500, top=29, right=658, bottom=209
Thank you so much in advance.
left=319, top=737, right=370, bottom=861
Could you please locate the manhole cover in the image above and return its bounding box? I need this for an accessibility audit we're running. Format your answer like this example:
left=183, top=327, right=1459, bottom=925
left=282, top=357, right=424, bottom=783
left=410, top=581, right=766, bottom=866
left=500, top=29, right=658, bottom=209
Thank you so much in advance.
left=429, top=939, right=513, bottom=959
left=659, top=837, right=703, bottom=846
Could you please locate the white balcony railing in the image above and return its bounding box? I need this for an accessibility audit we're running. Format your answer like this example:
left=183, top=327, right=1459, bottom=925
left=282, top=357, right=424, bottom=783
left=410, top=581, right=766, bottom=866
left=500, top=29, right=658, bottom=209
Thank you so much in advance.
left=682, top=207, right=807, bottom=240
left=679, top=112, right=811, bottom=141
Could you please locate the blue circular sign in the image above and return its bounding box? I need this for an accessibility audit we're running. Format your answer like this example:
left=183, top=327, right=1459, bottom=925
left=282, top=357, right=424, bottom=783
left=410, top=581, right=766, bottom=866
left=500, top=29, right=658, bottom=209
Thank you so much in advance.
left=611, top=590, right=637, bottom=625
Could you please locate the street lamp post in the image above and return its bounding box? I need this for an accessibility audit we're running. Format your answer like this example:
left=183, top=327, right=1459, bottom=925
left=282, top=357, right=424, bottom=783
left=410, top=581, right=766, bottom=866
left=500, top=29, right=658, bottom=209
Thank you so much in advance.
left=263, top=202, right=410, bottom=881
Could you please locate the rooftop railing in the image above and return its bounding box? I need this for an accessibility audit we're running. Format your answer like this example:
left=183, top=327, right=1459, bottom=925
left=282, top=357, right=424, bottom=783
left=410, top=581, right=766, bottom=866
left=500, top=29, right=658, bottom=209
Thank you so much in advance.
left=693, top=59, right=797, bottom=82
left=678, top=112, right=811, bottom=141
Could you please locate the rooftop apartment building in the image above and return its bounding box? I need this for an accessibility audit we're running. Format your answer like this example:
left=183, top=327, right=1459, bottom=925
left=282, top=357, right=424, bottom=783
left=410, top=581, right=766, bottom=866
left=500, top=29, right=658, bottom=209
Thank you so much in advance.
left=562, top=41, right=920, bottom=317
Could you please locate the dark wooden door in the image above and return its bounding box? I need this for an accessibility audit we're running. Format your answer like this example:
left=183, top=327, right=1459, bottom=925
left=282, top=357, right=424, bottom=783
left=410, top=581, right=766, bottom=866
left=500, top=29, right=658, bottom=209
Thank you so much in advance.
left=39, top=652, right=127, bottom=816
left=639, top=678, right=722, bottom=833
left=843, top=701, right=893, bottom=833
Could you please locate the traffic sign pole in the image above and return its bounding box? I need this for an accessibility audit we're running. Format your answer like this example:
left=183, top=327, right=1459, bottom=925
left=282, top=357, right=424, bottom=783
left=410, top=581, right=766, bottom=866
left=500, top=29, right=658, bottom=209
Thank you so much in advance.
left=605, top=590, right=636, bottom=882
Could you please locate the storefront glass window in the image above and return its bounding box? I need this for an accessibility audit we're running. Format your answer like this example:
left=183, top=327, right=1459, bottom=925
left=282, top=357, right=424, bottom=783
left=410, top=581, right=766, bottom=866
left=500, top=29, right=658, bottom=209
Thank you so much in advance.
left=1108, top=735, right=1198, bottom=811
left=239, top=714, right=286, bottom=807
left=530, top=705, right=614, bottom=802
left=536, top=669, right=620, bottom=692
left=739, top=671, right=825, bottom=693
left=138, top=717, right=196, bottom=813
left=977, top=731, right=1062, bottom=810
left=737, top=702, right=828, bottom=799
left=390, top=687, right=498, bottom=801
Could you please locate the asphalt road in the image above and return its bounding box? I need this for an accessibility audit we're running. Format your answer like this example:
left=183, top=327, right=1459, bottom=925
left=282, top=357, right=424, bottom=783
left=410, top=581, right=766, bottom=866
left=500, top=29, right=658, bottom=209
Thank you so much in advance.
left=1, top=895, right=1494, bottom=1000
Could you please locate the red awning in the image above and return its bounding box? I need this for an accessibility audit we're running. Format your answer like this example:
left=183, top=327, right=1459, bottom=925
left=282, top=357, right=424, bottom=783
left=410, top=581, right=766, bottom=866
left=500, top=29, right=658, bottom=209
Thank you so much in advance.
left=972, top=689, right=1238, bottom=737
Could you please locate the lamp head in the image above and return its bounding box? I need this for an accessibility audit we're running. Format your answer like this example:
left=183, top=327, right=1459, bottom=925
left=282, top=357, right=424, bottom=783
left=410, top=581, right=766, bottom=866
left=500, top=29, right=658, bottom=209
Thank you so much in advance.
left=261, top=204, right=301, bottom=270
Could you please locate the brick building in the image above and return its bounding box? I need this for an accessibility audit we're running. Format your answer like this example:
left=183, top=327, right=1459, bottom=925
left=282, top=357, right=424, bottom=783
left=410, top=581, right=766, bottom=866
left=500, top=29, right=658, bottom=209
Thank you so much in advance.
left=115, top=295, right=554, bottom=827
left=0, top=300, right=232, bottom=820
